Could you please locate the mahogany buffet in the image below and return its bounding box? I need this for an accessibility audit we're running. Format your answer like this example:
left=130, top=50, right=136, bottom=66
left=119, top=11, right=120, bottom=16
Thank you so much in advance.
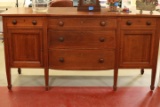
left=1, top=7, right=160, bottom=91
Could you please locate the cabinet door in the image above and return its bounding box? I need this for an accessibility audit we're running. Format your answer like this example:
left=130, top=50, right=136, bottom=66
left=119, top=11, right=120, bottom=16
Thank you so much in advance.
left=120, top=30, right=155, bottom=68
left=8, top=29, right=43, bottom=67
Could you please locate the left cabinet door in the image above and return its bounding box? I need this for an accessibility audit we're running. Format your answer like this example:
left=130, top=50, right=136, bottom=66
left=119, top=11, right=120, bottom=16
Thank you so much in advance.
left=8, top=29, right=43, bottom=67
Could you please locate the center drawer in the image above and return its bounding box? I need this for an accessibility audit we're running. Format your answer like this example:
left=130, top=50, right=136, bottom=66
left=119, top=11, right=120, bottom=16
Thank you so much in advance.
left=48, top=30, right=115, bottom=49
left=49, top=49, right=115, bottom=70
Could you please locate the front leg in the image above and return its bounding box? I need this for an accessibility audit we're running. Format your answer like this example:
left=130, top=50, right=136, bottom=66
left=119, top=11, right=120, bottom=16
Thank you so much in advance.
left=45, top=68, right=49, bottom=91
left=6, top=67, right=12, bottom=90
left=150, top=68, right=156, bottom=90
left=113, top=68, right=118, bottom=91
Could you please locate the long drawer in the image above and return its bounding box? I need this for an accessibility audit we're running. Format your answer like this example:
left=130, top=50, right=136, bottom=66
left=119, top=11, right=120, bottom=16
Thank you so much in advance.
left=49, top=49, right=115, bottom=70
left=48, top=17, right=117, bottom=30
left=48, top=31, right=116, bottom=49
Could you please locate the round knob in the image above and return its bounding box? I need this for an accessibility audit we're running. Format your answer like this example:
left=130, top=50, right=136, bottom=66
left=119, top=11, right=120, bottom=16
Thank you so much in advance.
left=58, top=37, right=64, bottom=42
left=99, top=58, right=104, bottom=63
left=100, top=21, right=106, bottom=26
left=146, top=21, right=151, bottom=25
left=12, top=20, right=17, bottom=25
left=99, top=37, right=105, bottom=42
left=32, top=20, right=37, bottom=25
left=59, top=58, right=64, bottom=63
left=59, top=21, right=64, bottom=26
left=126, top=21, right=132, bottom=25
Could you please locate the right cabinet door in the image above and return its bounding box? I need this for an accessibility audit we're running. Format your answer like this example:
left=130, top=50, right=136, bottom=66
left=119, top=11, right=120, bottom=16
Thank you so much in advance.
left=120, top=30, right=155, bottom=68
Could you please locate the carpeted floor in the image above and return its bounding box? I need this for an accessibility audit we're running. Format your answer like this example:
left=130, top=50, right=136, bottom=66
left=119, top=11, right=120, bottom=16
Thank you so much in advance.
left=0, top=87, right=160, bottom=107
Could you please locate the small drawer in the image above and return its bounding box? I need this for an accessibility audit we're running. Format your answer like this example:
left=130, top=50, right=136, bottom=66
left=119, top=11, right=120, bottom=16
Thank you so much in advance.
left=49, top=49, right=115, bottom=70
left=121, top=18, right=156, bottom=29
left=48, top=17, right=117, bottom=30
left=5, top=17, right=44, bottom=27
left=48, top=31, right=116, bottom=49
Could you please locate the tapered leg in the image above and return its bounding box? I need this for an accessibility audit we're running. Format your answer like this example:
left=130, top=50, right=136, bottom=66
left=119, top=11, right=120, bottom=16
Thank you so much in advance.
left=113, top=68, right=118, bottom=91
left=141, top=69, right=144, bottom=75
left=150, top=68, right=156, bottom=90
left=18, top=68, right=21, bottom=74
left=45, top=68, right=49, bottom=91
left=6, top=67, right=12, bottom=90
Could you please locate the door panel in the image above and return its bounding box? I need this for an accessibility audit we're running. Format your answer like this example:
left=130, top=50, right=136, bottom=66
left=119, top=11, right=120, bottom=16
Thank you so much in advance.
left=8, top=29, right=43, bottom=67
left=120, top=30, right=154, bottom=67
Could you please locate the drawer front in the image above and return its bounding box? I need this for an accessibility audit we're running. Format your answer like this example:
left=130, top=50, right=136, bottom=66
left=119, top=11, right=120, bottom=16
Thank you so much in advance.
left=48, top=31, right=116, bottom=49
left=48, top=18, right=117, bottom=30
left=5, top=17, right=44, bottom=27
left=121, top=18, right=156, bottom=29
left=49, top=49, right=115, bottom=70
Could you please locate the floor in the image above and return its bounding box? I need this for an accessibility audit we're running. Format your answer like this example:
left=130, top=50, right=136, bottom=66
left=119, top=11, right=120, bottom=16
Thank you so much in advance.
left=1, top=87, right=160, bottom=107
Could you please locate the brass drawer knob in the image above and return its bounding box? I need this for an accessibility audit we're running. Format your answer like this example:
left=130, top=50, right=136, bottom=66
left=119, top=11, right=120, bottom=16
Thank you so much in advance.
left=100, top=21, right=106, bottom=26
left=12, top=20, right=17, bottom=25
left=146, top=21, right=151, bottom=25
left=32, top=20, right=37, bottom=25
left=99, top=37, right=105, bottom=42
left=58, top=37, right=64, bottom=42
left=126, top=21, right=132, bottom=25
left=59, top=57, right=64, bottom=62
left=59, top=21, right=64, bottom=26
left=99, top=58, right=104, bottom=63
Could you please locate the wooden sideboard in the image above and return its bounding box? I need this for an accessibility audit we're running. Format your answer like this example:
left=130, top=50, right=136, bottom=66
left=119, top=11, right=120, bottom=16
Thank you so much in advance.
left=1, top=7, right=160, bottom=90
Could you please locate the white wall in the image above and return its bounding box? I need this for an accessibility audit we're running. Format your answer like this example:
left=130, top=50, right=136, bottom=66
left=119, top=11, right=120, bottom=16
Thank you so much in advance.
left=0, top=16, right=2, bottom=33
left=0, top=0, right=31, bottom=7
